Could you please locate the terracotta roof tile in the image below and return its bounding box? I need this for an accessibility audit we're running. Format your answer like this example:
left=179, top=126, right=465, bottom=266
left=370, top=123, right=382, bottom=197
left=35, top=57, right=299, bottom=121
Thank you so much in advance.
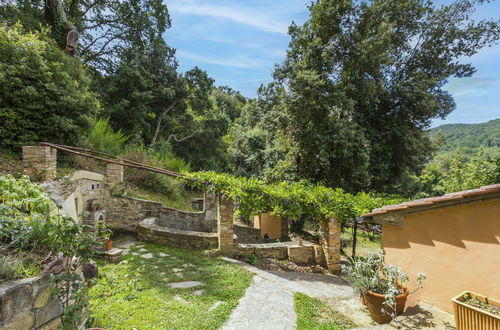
left=363, top=183, right=500, bottom=217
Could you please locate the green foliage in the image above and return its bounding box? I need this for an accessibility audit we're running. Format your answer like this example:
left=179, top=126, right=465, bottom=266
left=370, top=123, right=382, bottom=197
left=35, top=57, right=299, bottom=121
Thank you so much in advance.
left=0, top=253, right=42, bottom=282
left=461, top=293, right=500, bottom=317
left=413, top=149, right=499, bottom=197
left=119, top=146, right=192, bottom=209
left=243, top=0, right=500, bottom=193
left=294, top=292, right=354, bottom=330
left=87, top=118, right=128, bottom=155
left=342, top=250, right=426, bottom=317
left=184, top=172, right=403, bottom=223
left=0, top=175, right=95, bottom=326
left=88, top=243, right=253, bottom=329
left=0, top=175, right=95, bottom=257
left=0, top=24, right=99, bottom=150
left=430, top=119, right=500, bottom=157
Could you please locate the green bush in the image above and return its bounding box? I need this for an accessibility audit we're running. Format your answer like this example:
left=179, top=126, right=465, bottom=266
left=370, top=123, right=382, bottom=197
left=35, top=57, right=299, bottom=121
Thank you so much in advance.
left=184, top=171, right=404, bottom=223
left=119, top=146, right=192, bottom=209
left=87, top=118, right=128, bottom=155
left=0, top=253, right=42, bottom=282
left=0, top=24, right=99, bottom=150
left=0, top=175, right=94, bottom=258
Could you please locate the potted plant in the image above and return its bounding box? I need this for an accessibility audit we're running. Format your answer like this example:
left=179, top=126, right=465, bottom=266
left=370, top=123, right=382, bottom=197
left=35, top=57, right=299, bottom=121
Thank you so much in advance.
left=95, top=220, right=113, bottom=251
left=342, top=250, right=426, bottom=324
left=452, top=291, right=500, bottom=330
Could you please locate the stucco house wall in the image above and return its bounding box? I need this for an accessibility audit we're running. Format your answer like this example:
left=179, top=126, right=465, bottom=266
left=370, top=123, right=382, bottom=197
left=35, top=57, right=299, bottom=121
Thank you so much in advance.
left=381, top=198, right=500, bottom=313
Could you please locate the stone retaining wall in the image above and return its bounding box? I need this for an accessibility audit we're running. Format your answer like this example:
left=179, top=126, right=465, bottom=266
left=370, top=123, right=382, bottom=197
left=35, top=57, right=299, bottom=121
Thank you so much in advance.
left=237, top=243, right=326, bottom=265
left=233, top=224, right=262, bottom=243
left=105, top=196, right=162, bottom=232
left=106, top=195, right=217, bottom=234
left=158, top=207, right=216, bottom=233
left=138, top=218, right=218, bottom=249
left=0, top=274, right=62, bottom=330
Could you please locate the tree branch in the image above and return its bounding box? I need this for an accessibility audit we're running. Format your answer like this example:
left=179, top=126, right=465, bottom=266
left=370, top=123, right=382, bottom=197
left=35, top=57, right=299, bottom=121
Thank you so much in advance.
left=150, top=102, right=177, bottom=146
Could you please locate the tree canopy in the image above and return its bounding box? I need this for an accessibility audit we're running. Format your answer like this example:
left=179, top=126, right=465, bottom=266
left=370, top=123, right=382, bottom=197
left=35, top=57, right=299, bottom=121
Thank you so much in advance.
left=229, top=0, right=500, bottom=193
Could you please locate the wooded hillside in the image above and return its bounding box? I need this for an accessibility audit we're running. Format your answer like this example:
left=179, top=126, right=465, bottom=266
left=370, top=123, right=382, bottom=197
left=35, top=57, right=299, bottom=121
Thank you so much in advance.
left=430, top=119, right=500, bottom=156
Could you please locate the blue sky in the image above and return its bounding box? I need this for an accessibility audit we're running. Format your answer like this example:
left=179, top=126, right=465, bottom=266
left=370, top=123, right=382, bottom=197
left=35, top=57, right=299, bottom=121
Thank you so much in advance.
left=165, top=0, right=500, bottom=127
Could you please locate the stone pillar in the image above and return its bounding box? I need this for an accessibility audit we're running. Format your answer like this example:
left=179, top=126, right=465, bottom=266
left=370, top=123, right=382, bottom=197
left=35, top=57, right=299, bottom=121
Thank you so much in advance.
left=319, top=218, right=341, bottom=273
left=280, top=216, right=289, bottom=240
left=106, top=162, right=123, bottom=184
left=22, top=146, right=57, bottom=181
left=217, top=196, right=234, bottom=254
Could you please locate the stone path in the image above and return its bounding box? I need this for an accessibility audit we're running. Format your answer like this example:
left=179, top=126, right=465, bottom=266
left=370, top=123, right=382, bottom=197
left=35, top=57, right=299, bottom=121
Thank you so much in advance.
left=221, top=258, right=355, bottom=330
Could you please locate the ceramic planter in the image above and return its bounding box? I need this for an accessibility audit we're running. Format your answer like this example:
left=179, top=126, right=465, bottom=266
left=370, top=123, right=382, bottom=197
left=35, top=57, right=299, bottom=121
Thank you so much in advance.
left=452, top=291, right=500, bottom=330
left=364, top=287, right=409, bottom=324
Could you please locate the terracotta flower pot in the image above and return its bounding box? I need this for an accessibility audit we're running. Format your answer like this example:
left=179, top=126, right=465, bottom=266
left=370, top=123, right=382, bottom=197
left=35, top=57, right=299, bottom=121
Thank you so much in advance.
left=104, top=240, right=112, bottom=251
left=364, top=287, right=409, bottom=324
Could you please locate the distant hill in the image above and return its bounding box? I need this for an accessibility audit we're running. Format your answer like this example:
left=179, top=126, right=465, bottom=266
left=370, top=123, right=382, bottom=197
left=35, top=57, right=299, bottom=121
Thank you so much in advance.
left=429, top=118, right=500, bottom=156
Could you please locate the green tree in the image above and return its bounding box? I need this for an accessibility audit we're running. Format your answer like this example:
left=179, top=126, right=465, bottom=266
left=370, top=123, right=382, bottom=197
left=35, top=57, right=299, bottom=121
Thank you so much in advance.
left=262, top=0, right=500, bottom=192
left=414, top=149, right=499, bottom=197
left=0, top=25, right=99, bottom=150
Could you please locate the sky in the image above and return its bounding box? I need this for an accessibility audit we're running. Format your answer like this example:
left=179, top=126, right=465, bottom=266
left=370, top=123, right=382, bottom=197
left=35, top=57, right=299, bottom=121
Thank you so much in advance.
left=165, top=0, right=500, bottom=127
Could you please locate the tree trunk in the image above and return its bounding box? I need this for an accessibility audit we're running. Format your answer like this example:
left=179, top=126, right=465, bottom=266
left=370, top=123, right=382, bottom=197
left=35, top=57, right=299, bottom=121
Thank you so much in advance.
left=150, top=102, right=177, bottom=146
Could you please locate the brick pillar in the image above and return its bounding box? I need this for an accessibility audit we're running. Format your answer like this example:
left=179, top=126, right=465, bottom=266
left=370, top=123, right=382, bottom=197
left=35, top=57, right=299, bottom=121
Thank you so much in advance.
left=22, top=146, right=57, bottom=181
left=319, top=218, right=341, bottom=273
left=217, top=196, right=234, bottom=254
left=106, top=162, right=124, bottom=184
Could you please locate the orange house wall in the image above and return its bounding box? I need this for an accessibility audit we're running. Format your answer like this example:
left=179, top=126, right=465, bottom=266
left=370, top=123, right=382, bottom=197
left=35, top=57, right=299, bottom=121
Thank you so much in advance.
left=382, top=199, right=500, bottom=313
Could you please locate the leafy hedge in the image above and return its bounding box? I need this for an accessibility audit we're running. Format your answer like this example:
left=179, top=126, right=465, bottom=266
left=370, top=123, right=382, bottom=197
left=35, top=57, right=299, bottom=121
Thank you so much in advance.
left=183, top=171, right=403, bottom=223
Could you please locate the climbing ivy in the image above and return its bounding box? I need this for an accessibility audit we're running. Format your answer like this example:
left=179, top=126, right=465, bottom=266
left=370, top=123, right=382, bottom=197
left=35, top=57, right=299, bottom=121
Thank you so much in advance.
left=183, top=172, right=403, bottom=223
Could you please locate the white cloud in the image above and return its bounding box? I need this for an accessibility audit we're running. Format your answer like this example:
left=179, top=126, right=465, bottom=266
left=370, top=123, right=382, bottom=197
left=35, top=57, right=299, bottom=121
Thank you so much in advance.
left=168, top=1, right=290, bottom=34
left=176, top=50, right=268, bottom=69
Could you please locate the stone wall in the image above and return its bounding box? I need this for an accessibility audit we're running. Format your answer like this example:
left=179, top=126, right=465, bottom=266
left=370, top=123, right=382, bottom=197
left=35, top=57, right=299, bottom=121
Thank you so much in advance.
left=217, top=198, right=235, bottom=254
left=22, top=146, right=57, bottom=181
left=106, top=163, right=123, bottom=184
left=319, top=218, right=341, bottom=273
left=0, top=274, right=62, bottom=330
left=105, top=196, right=162, bottom=232
left=236, top=242, right=324, bottom=264
left=138, top=218, right=218, bottom=249
left=157, top=207, right=216, bottom=233
left=105, top=195, right=218, bottom=234
left=234, top=224, right=262, bottom=243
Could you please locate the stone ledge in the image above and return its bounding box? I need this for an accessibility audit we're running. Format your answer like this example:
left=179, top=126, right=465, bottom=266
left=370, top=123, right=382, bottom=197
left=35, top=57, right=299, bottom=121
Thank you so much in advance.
left=138, top=217, right=218, bottom=249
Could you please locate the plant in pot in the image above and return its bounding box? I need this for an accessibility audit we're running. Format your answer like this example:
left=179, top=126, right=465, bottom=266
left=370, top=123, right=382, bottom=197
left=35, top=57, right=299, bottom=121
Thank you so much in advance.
left=95, top=220, right=113, bottom=251
left=342, top=250, right=426, bottom=324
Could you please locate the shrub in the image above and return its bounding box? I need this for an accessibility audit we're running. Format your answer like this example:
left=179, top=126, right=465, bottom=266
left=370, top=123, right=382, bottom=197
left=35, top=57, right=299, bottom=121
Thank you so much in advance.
left=0, top=253, right=42, bottom=282
left=87, top=118, right=128, bottom=155
left=0, top=175, right=94, bottom=257
left=342, top=250, right=426, bottom=317
left=0, top=24, right=99, bottom=150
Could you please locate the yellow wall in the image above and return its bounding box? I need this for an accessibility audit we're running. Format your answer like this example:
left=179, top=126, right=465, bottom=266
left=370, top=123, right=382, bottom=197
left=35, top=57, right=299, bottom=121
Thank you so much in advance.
left=382, top=199, right=500, bottom=313
left=254, top=213, right=282, bottom=239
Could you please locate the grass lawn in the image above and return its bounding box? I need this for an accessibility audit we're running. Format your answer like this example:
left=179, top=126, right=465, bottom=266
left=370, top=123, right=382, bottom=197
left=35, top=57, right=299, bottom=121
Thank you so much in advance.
left=88, top=243, right=253, bottom=329
left=342, top=229, right=381, bottom=258
left=294, top=293, right=354, bottom=330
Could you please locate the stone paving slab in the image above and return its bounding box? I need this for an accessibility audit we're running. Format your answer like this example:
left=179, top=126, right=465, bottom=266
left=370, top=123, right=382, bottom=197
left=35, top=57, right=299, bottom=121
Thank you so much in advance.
left=168, top=281, right=203, bottom=289
left=221, top=257, right=355, bottom=330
